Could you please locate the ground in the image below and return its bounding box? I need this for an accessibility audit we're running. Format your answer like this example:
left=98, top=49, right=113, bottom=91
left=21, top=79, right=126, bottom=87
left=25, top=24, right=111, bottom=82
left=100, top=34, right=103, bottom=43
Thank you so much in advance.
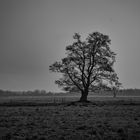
left=0, top=97, right=140, bottom=140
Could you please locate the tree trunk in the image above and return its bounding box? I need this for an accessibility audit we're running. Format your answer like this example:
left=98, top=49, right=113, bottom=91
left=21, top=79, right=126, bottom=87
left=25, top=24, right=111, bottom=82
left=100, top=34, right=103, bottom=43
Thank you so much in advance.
left=79, top=90, right=88, bottom=102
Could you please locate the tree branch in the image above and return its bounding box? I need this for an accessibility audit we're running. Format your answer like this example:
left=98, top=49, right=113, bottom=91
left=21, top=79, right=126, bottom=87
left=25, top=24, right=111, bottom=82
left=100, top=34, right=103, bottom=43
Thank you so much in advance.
left=66, top=70, right=83, bottom=91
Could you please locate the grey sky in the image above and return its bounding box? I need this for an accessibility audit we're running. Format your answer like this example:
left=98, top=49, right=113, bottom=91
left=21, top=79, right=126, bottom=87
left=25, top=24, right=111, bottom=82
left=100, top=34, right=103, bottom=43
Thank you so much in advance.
left=1, top=0, right=140, bottom=91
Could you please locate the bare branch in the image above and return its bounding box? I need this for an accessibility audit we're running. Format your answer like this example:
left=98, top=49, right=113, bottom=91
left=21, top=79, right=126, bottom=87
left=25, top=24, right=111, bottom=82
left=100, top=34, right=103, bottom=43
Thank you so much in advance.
left=66, top=69, right=83, bottom=91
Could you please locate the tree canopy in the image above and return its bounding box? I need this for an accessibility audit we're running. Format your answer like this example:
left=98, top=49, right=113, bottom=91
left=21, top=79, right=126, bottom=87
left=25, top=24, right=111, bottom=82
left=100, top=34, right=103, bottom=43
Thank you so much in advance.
left=50, top=32, right=121, bottom=102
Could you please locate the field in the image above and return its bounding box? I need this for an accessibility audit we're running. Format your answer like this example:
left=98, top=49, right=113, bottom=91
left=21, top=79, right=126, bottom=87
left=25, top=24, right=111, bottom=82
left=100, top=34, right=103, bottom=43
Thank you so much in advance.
left=0, top=96, right=140, bottom=140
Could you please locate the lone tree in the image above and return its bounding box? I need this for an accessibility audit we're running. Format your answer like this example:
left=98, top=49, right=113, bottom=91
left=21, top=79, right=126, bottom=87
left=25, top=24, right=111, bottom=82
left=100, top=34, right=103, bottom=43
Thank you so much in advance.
left=50, top=32, right=121, bottom=102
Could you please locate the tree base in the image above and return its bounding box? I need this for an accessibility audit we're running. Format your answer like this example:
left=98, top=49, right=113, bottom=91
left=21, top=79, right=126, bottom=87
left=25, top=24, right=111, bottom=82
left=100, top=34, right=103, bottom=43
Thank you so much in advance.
left=78, top=100, right=91, bottom=103
left=67, top=100, right=92, bottom=106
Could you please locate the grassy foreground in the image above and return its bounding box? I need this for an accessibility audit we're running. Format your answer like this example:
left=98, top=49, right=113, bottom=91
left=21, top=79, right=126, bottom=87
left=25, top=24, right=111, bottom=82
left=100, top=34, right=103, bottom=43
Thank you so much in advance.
left=0, top=97, right=140, bottom=140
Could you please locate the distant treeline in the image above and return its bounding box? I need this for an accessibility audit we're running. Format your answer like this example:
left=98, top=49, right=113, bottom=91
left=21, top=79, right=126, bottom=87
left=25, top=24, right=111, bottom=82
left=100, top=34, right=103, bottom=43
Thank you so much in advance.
left=0, top=88, right=140, bottom=96
left=118, top=88, right=140, bottom=96
left=0, top=89, right=55, bottom=96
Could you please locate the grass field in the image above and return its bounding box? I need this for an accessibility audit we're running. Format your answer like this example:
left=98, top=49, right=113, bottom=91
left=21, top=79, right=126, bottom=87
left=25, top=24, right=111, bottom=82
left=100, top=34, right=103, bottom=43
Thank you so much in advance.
left=0, top=96, right=140, bottom=140
left=1, top=95, right=140, bottom=104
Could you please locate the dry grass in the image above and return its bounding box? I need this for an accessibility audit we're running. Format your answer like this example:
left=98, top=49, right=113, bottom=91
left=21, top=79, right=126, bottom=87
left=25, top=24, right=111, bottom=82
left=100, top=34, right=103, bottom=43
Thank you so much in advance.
left=0, top=97, right=140, bottom=140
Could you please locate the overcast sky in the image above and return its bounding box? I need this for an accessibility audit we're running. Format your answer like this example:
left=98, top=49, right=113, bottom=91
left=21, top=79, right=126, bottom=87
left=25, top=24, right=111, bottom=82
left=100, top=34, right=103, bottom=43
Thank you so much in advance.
left=1, top=0, right=140, bottom=92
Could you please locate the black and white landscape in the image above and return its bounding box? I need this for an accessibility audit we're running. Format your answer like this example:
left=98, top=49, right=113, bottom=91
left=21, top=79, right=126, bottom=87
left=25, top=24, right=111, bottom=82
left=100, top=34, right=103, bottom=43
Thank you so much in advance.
left=1, top=0, right=140, bottom=139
